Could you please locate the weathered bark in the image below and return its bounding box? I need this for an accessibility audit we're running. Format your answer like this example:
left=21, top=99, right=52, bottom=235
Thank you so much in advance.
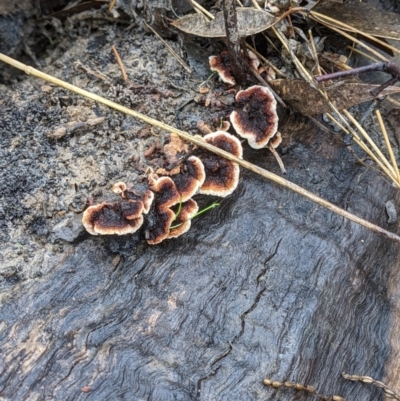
left=0, top=6, right=400, bottom=401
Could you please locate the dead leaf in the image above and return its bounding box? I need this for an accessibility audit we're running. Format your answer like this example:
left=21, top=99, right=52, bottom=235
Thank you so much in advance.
left=171, top=8, right=277, bottom=38
left=271, top=79, right=400, bottom=115
left=312, top=1, right=400, bottom=40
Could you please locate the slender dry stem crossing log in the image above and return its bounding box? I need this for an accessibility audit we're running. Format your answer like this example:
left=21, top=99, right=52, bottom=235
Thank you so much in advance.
left=1, top=52, right=399, bottom=243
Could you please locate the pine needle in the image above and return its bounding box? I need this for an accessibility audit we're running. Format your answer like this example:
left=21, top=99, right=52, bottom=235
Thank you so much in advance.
left=376, top=109, right=400, bottom=185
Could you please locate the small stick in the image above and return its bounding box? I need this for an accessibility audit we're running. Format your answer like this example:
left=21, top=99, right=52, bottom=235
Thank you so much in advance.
left=310, top=11, right=400, bottom=56
left=189, top=0, right=214, bottom=20
left=346, top=46, right=380, bottom=63
left=268, top=144, right=286, bottom=174
left=307, top=17, right=389, bottom=62
left=1, top=52, right=400, bottom=243
left=376, top=109, right=400, bottom=184
left=111, top=45, right=128, bottom=81
left=108, top=0, right=117, bottom=12
left=143, top=21, right=193, bottom=74
left=342, top=109, right=396, bottom=178
left=326, top=112, right=396, bottom=181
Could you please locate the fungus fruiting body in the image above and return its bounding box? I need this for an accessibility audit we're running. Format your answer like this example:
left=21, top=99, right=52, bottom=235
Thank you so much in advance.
left=145, top=176, right=182, bottom=244
left=209, top=51, right=236, bottom=86
left=82, top=200, right=145, bottom=236
left=168, top=199, right=199, bottom=239
left=196, top=131, right=242, bottom=197
left=170, top=156, right=205, bottom=202
left=230, top=85, right=278, bottom=149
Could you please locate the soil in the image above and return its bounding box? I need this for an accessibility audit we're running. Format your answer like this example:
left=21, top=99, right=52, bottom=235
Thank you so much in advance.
left=1, top=2, right=400, bottom=401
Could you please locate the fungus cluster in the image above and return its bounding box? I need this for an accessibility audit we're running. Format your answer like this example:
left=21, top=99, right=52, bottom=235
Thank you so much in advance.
left=210, top=51, right=281, bottom=152
left=82, top=52, right=283, bottom=244
left=82, top=132, right=243, bottom=244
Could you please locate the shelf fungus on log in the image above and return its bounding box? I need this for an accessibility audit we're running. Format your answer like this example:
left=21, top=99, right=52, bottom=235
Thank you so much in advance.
left=196, top=131, right=243, bottom=197
left=230, top=85, right=279, bottom=149
left=145, top=176, right=181, bottom=245
left=111, top=182, right=154, bottom=213
left=170, top=156, right=206, bottom=202
left=82, top=200, right=145, bottom=236
left=168, top=198, right=199, bottom=239
left=209, top=50, right=236, bottom=86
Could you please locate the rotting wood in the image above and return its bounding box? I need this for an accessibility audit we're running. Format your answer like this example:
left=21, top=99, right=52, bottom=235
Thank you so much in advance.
left=0, top=52, right=399, bottom=243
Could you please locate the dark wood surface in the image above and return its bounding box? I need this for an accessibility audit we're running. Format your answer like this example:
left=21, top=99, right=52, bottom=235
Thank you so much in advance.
left=0, top=2, right=399, bottom=399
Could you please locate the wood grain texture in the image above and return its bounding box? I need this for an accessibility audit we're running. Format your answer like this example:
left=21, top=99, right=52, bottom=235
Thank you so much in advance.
left=0, top=128, right=398, bottom=401
left=0, top=5, right=399, bottom=399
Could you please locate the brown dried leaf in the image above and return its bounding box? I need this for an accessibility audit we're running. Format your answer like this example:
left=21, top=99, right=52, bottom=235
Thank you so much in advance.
left=170, top=8, right=277, bottom=38
left=271, top=79, right=400, bottom=115
left=312, top=1, right=400, bottom=40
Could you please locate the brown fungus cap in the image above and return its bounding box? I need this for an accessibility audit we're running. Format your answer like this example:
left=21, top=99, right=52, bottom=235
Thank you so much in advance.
left=170, top=156, right=205, bottom=202
left=145, top=176, right=182, bottom=244
left=197, top=131, right=242, bottom=197
left=149, top=176, right=181, bottom=210
left=269, top=132, right=282, bottom=149
left=111, top=182, right=127, bottom=196
left=230, top=85, right=278, bottom=149
left=145, top=207, right=176, bottom=245
left=82, top=200, right=144, bottom=236
left=209, top=51, right=236, bottom=86
left=111, top=182, right=154, bottom=214
left=168, top=199, right=199, bottom=239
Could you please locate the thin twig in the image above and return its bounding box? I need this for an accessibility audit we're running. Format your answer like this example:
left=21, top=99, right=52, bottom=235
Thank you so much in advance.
left=143, top=21, right=193, bottom=74
left=326, top=112, right=397, bottom=180
left=346, top=46, right=380, bottom=63
left=376, top=109, right=400, bottom=184
left=310, top=11, right=400, bottom=56
left=343, top=109, right=397, bottom=178
left=111, top=45, right=128, bottom=81
left=307, top=15, right=389, bottom=62
left=1, top=52, right=399, bottom=243
left=189, top=0, right=214, bottom=20
left=108, top=0, right=117, bottom=13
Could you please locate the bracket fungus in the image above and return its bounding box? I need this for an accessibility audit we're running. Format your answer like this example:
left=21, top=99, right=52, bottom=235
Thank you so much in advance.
left=145, top=176, right=181, bottom=245
left=196, top=131, right=243, bottom=197
left=82, top=200, right=145, bottom=236
left=230, top=85, right=279, bottom=149
left=170, top=156, right=206, bottom=202
left=112, top=182, right=154, bottom=214
left=168, top=198, right=199, bottom=239
left=209, top=50, right=236, bottom=86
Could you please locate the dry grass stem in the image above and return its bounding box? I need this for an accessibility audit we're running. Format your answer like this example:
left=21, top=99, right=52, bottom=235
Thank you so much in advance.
left=189, top=0, right=214, bottom=20
left=308, top=29, right=322, bottom=77
left=346, top=46, right=380, bottom=63
left=376, top=109, right=400, bottom=184
left=143, top=21, right=193, bottom=74
left=307, top=16, right=389, bottom=62
left=111, top=45, right=128, bottom=81
left=1, top=52, right=399, bottom=243
left=342, top=109, right=397, bottom=180
left=326, top=112, right=395, bottom=179
left=268, top=144, right=287, bottom=174
left=387, top=96, right=400, bottom=108
left=310, top=11, right=400, bottom=56
left=108, top=0, right=117, bottom=13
